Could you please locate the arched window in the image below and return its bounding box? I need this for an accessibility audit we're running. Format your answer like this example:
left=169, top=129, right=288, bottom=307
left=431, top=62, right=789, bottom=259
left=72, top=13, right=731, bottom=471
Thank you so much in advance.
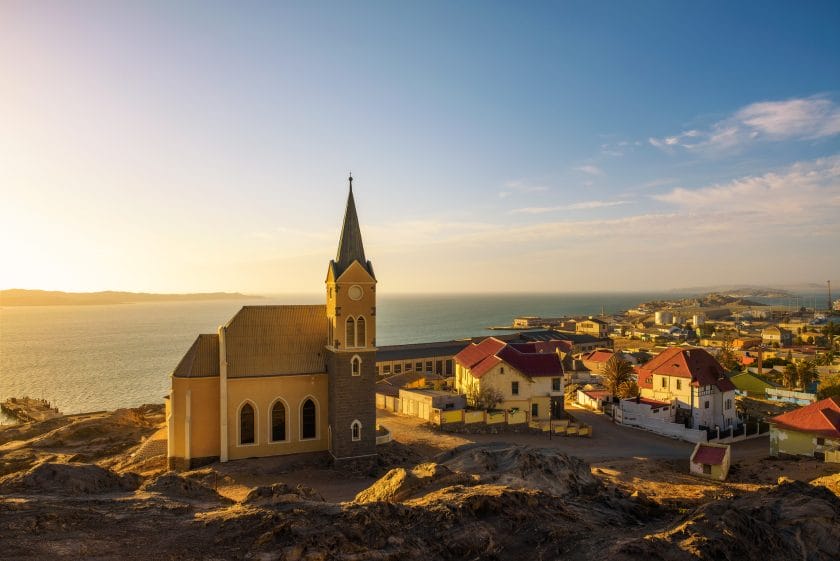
left=271, top=401, right=286, bottom=442
left=356, top=316, right=366, bottom=348
left=240, top=403, right=255, bottom=445
left=351, top=355, right=361, bottom=376
left=346, top=317, right=355, bottom=348
left=301, top=398, right=317, bottom=439
left=351, top=420, right=362, bottom=441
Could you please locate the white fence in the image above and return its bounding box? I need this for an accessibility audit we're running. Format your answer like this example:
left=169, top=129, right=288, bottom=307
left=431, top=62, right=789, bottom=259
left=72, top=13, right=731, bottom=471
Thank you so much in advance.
left=765, top=388, right=816, bottom=405
left=616, top=410, right=707, bottom=443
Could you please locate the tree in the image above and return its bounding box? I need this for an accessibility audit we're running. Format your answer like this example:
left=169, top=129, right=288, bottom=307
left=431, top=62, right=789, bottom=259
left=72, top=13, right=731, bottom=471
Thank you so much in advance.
left=782, top=364, right=797, bottom=389
left=817, top=374, right=840, bottom=399
left=602, top=354, right=634, bottom=397
left=717, top=338, right=740, bottom=372
left=796, top=360, right=817, bottom=390
left=466, top=385, right=504, bottom=410
left=617, top=380, right=639, bottom=399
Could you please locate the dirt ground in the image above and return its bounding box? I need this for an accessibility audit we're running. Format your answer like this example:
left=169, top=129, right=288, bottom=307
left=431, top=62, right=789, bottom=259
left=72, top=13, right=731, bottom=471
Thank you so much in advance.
left=1, top=404, right=839, bottom=560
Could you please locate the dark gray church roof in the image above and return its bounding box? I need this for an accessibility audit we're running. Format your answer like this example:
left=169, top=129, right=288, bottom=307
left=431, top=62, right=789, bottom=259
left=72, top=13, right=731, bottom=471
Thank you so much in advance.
left=332, top=177, right=375, bottom=279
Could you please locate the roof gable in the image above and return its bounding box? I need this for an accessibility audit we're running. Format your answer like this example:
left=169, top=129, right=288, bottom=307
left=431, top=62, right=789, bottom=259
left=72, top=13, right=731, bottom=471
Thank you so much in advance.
left=335, top=258, right=376, bottom=283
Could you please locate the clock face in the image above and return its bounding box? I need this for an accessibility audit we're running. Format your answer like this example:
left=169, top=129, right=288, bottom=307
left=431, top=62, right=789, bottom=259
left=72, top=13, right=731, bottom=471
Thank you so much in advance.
left=348, top=285, right=363, bottom=301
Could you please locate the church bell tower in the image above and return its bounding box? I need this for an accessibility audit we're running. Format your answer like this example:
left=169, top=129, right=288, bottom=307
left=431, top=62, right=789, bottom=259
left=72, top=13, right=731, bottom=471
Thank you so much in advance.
left=325, top=174, right=377, bottom=460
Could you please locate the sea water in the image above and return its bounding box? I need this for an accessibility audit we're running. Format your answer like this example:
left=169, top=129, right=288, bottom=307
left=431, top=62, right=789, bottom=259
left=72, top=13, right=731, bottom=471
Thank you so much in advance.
left=0, top=292, right=808, bottom=418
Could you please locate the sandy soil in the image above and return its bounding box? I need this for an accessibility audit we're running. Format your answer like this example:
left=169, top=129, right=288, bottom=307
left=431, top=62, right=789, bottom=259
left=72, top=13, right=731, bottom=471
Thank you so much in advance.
left=1, top=403, right=838, bottom=560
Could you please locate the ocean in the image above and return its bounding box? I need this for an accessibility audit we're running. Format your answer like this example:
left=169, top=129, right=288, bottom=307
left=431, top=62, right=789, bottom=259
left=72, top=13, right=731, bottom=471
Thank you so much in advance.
left=0, top=292, right=815, bottom=421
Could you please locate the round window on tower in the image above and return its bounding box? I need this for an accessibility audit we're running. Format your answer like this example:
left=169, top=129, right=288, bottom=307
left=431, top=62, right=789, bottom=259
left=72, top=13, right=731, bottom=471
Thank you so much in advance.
left=348, top=285, right=363, bottom=301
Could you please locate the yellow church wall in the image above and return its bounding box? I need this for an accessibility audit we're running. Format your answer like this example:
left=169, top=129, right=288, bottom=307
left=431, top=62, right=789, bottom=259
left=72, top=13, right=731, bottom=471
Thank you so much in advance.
left=225, top=374, right=329, bottom=461
left=327, top=261, right=377, bottom=350
left=169, top=376, right=220, bottom=463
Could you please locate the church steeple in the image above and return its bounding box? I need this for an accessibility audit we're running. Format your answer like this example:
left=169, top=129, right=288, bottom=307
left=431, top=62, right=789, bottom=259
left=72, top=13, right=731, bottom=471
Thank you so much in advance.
left=333, top=174, right=374, bottom=279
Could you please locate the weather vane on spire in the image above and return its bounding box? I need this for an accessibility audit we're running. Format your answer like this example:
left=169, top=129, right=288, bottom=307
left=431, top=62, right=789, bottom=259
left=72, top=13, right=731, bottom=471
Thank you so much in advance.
left=348, top=171, right=353, bottom=191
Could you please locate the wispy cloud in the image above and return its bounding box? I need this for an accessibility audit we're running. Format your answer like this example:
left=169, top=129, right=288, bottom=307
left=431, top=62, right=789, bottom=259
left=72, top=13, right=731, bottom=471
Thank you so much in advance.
left=576, top=164, right=605, bottom=176
left=600, top=140, right=642, bottom=157
left=510, top=200, right=630, bottom=214
left=654, top=155, right=840, bottom=221
left=498, top=179, right=549, bottom=198
left=649, top=96, right=840, bottom=152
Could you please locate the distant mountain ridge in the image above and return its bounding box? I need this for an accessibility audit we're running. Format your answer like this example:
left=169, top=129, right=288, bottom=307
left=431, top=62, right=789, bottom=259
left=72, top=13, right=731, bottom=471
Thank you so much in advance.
left=0, top=289, right=262, bottom=307
left=667, top=285, right=801, bottom=298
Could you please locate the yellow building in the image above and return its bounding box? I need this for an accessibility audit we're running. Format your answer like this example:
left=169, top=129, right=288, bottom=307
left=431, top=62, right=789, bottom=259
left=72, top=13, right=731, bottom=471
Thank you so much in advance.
left=770, top=397, right=840, bottom=461
left=453, top=337, right=564, bottom=419
left=167, top=177, right=377, bottom=469
left=576, top=317, right=609, bottom=338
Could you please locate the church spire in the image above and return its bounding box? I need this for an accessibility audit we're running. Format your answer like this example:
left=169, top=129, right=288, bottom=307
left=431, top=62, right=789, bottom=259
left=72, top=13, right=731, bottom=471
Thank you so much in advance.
left=334, top=174, right=372, bottom=278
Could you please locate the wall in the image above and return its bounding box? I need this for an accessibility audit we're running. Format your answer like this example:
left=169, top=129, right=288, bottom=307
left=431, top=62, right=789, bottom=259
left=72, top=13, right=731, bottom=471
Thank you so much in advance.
left=169, top=376, right=221, bottom=466
left=225, top=374, right=329, bottom=461
left=616, top=409, right=707, bottom=443
left=770, top=426, right=840, bottom=458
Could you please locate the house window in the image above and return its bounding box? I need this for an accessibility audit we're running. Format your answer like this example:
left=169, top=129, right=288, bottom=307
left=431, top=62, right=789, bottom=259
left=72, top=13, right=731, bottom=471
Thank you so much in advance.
left=676, top=379, right=682, bottom=391
left=725, top=398, right=732, bottom=410
left=351, top=356, right=361, bottom=376
left=703, top=464, right=711, bottom=475
left=405, top=362, right=412, bottom=371
left=345, top=317, right=355, bottom=348
left=500, top=366, right=505, bottom=374
left=531, top=403, right=538, bottom=417
left=351, top=420, right=362, bottom=442
left=511, top=381, right=519, bottom=395
left=395, top=364, right=402, bottom=374
left=271, top=401, right=286, bottom=442
left=356, top=316, right=366, bottom=347
left=552, top=378, right=561, bottom=392
left=661, top=377, right=667, bottom=388
left=704, top=401, right=710, bottom=409
left=426, top=361, right=433, bottom=372
left=817, top=437, right=825, bottom=446
left=416, top=362, right=423, bottom=371
left=240, top=403, right=255, bottom=445
left=383, top=364, right=391, bottom=374
left=446, top=360, right=453, bottom=375
left=301, top=399, right=317, bottom=439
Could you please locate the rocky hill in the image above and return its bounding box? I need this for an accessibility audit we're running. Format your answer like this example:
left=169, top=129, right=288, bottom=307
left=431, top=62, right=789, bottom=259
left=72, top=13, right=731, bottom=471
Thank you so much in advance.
left=1, top=407, right=838, bottom=560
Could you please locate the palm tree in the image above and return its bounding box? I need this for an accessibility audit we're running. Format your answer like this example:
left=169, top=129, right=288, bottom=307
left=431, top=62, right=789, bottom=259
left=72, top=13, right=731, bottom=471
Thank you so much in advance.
left=782, top=364, right=797, bottom=389
left=603, top=354, right=635, bottom=397
left=796, top=360, right=817, bottom=391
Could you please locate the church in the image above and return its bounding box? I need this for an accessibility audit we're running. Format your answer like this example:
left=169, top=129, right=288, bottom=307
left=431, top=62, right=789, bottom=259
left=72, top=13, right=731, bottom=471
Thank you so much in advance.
left=166, top=177, right=377, bottom=469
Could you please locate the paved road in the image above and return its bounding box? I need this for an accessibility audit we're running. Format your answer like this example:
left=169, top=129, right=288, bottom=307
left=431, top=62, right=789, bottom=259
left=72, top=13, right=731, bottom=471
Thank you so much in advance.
left=378, top=405, right=769, bottom=463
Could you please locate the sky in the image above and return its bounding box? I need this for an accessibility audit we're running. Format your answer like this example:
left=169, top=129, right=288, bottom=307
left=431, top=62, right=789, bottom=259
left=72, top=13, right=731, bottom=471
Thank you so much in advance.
left=2, top=1, right=839, bottom=295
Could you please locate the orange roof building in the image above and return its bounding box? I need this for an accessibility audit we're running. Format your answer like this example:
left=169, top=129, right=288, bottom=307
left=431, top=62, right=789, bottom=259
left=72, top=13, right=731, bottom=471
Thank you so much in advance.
left=637, top=347, right=738, bottom=430
left=770, top=397, right=840, bottom=460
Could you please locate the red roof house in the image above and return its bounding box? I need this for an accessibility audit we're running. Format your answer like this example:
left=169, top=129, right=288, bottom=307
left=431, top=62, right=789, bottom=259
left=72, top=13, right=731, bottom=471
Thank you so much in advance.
left=770, top=397, right=840, bottom=439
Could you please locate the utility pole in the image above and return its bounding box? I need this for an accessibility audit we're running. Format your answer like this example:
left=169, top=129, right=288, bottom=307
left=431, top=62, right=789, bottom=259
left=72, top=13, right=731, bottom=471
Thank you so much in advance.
left=829, top=280, right=832, bottom=313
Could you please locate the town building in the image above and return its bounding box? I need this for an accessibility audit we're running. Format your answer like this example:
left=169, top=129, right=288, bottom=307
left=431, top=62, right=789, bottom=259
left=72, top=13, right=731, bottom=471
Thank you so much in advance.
left=729, top=371, right=779, bottom=398
left=762, top=326, right=792, bottom=347
left=375, top=340, right=466, bottom=378
left=769, top=397, right=840, bottom=461
left=637, top=347, right=737, bottom=430
left=454, top=337, right=564, bottom=419
left=689, top=443, right=731, bottom=480
left=576, top=317, right=610, bottom=338
left=166, top=178, right=377, bottom=469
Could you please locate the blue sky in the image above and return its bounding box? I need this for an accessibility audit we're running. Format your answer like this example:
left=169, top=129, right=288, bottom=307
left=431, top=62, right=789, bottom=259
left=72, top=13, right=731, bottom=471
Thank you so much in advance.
left=1, top=1, right=839, bottom=293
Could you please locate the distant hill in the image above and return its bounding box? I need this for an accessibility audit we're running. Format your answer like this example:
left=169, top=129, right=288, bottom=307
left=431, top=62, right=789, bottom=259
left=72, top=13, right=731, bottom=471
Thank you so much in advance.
left=668, top=285, right=795, bottom=298
left=0, top=289, right=263, bottom=307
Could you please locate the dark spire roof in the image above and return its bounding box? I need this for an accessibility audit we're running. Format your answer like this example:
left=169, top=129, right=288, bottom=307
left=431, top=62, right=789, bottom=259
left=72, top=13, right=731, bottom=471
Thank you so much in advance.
left=333, top=174, right=374, bottom=278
